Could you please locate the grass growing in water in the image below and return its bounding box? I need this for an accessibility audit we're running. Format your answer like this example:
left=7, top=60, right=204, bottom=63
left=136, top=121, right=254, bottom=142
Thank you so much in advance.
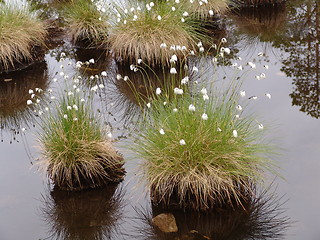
left=0, top=2, right=46, bottom=71
left=108, top=0, right=204, bottom=65
left=181, top=0, right=229, bottom=18
left=36, top=77, right=125, bottom=191
left=134, top=77, right=276, bottom=210
left=63, top=0, right=110, bottom=47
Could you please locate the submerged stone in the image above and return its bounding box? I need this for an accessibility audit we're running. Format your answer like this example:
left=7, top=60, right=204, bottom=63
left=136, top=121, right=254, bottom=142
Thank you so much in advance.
left=152, top=213, right=178, bottom=233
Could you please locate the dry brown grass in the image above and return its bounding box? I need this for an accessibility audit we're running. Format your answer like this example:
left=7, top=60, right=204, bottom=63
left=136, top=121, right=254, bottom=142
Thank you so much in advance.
left=109, top=22, right=196, bottom=66
left=63, top=0, right=110, bottom=47
left=182, top=0, right=229, bottom=18
left=108, top=2, right=202, bottom=65
left=0, top=5, right=47, bottom=71
left=44, top=140, right=125, bottom=191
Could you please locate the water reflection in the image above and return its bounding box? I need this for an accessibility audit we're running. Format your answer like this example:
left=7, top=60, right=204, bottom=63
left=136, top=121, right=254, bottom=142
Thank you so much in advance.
left=277, top=0, right=320, bottom=118
left=41, top=184, right=125, bottom=240
left=0, top=61, right=48, bottom=142
left=74, top=48, right=115, bottom=88
left=229, top=4, right=287, bottom=49
left=112, top=64, right=188, bottom=126
left=134, top=188, right=290, bottom=240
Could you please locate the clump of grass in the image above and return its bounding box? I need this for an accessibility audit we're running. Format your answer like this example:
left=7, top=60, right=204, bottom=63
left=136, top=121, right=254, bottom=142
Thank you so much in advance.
left=0, top=2, right=47, bottom=71
left=134, top=80, right=276, bottom=210
left=63, top=0, right=110, bottom=47
left=37, top=80, right=125, bottom=191
left=108, top=1, right=204, bottom=65
left=181, top=0, right=229, bottom=18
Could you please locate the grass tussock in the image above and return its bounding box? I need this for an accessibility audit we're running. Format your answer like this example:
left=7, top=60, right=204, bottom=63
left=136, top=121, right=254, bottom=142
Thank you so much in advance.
left=134, top=82, right=276, bottom=210
left=38, top=86, right=125, bottom=191
left=181, top=0, right=229, bottom=18
left=0, top=3, right=47, bottom=71
left=63, top=0, right=110, bottom=47
left=109, top=1, right=203, bottom=65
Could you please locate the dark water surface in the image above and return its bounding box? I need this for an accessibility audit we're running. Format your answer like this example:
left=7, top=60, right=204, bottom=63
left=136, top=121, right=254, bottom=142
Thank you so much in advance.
left=1, top=0, right=320, bottom=239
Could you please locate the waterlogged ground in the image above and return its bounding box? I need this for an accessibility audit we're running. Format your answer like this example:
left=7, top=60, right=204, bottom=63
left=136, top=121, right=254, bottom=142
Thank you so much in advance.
left=1, top=1, right=320, bottom=240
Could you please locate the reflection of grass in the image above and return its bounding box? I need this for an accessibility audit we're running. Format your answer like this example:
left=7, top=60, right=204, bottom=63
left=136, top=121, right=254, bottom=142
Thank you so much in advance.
left=63, top=0, right=109, bottom=47
left=0, top=3, right=46, bottom=71
left=41, top=184, right=125, bottom=240
left=109, top=1, right=203, bottom=65
left=235, top=0, right=285, bottom=7
left=0, top=62, right=48, bottom=130
left=134, top=186, right=290, bottom=240
left=38, top=83, right=125, bottom=191
left=75, top=48, right=113, bottom=86
left=112, top=64, right=186, bottom=126
left=230, top=4, right=287, bottom=43
left=134, top=80, right=276, bottom=210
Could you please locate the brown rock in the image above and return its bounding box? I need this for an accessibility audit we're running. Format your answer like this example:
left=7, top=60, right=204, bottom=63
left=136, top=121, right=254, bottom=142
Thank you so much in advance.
left=152, top=213, right=178, bottom=233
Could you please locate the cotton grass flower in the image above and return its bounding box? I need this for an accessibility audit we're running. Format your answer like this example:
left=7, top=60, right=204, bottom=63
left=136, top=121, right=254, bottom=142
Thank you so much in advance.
left=192, top=66, right=198, bottom=72
left=200, top=88, right=207, bottom=95
left=170, top=67, right=177, bottom=74
left=159, top=129, right=165, bottom=135
left=265, top=93, right=271, bottom=99
left=236, top=105, right=243, bottom=111
left=156, top=87, right=161, bottom=95
left=179, top=139, right=186, bottom=145
left=160, top=43, right=167, bottom=48
left=248, top=62, right=256, bottom=68
left=233, top=130, right=238, bottom=137
left=181, top=76, right=189, bottom=85
left=203, top=94, right=209, bottom=101
left=174, top=88, right=183, bottom=95
left=188, top=104, right=195, bottom=111
left=201, top=113, right=208, bottom=120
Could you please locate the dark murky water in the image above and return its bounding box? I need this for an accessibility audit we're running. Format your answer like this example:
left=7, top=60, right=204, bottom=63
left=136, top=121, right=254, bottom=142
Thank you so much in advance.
left=1, top=0, right=320, bottom=239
